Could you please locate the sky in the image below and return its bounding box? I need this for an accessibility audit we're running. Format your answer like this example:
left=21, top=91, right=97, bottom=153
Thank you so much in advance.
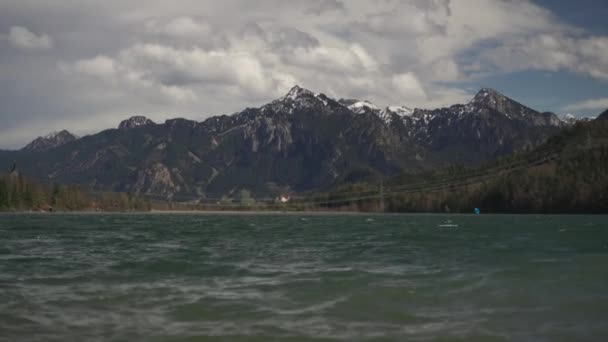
left=0, top=0, right=607, bottom=149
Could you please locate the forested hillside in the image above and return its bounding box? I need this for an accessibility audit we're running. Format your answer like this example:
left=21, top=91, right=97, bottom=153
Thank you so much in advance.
left=306, top=118, right=608, bottom=213
left=0, top=173, right=150, bottom=212
left=0, top=87, right=563, bottom=201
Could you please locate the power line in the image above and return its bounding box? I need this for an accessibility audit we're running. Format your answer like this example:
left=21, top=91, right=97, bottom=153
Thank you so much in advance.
left=88, top=142, right=606, bottom=208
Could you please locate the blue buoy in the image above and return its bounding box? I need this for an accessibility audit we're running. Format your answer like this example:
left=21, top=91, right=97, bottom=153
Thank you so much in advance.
left=474, top=207, right=481, bottom=215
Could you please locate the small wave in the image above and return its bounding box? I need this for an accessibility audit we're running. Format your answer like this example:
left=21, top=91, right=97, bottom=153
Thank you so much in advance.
left=531, top=258, right=560, bottom=263
left=262, top=296, right=349, bottom=315
left=148, top=242, right=183, bottom=249
left=0, top=255, right=57, bottom=262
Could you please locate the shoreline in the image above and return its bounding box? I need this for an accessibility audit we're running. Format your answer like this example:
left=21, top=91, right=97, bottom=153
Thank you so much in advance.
left=0, top=210, right=393, bottom=216
left=0, top=210, right=606, bottom=216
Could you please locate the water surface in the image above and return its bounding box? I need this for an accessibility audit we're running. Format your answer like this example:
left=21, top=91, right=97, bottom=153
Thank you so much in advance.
left=1, top=213, right=608, bottom=341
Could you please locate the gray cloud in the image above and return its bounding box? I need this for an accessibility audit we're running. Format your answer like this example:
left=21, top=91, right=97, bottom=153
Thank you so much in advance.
left=0, top=0, right=607, bottom=149
left=8, top=26, right=52, bottom=50
left=479, top=34, right=608, bottom=81
left=564, top=97, right=608, bottom=112
left=303, top=0, right=346, bottom=15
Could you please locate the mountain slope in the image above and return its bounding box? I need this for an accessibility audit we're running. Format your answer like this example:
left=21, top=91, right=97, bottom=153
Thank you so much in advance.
left=395, top=89, right=561, bottom=163
left=319, top=111, right=608, bottom=213
left=344, top=88, right=562, bottom=164
left=22, top=130, right=78, bottom=152
left=1, top=86, right=565, bottom=200
left=389, top=115, right=608, bottom=213
left=118, top=116, right=155, bottom=130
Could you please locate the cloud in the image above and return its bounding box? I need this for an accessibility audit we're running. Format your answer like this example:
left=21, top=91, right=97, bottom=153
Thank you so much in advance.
left=61, top=43, right=298, bottom=103
left=290, top=44, right=378, bottom=73
left=355, top=0, right=450, bottom=38
left=144, top=16, right=212, bottom=38
left=303, top=0, right=345, bottom=15
left=412, top=0, right=563, bottom=63
left=564, top=98, right=608, bottom=112
left=343, top=0, right=608, bottom=84
left=8, top=26, right=52, bottom=50
left=247, top=0, right=345, bottom=16
left=60, top=54, right=198, bottom=104
left=66, top=55, right=117, bottom=80
left=392, top=72, right=427, bottom=100
left=1, top=0, right=608, bottom=148
left=238, top=23, right=320, bottom=50
left=480, top=34, right=608, bottom=81
left=427, top=58, right=462, bottom=82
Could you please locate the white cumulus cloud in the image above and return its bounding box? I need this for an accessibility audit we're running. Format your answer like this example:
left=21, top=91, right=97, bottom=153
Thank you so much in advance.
left=392, top=73, right=427, bottom=100
left=144, top=16, right=212, bottom=38
left=1, top=0, right=608, bottom=148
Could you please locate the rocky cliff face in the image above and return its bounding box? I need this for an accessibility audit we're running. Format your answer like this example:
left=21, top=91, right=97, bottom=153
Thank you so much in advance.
left=22, top=130, right=78, bottom=152
left=345, top=88, right=563, bottom=163
left=118, top=116, right=155, bottom=130
left=5, top=86, right=567, bottom=200
left=400, top=89, right=562, bottom=162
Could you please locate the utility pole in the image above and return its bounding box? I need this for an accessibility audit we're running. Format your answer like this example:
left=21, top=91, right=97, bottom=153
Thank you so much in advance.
left=379, top=180, right=385, bottom=213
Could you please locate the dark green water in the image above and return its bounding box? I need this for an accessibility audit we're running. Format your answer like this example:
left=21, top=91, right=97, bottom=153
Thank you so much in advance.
left=1, top=214, right=608, bottom=342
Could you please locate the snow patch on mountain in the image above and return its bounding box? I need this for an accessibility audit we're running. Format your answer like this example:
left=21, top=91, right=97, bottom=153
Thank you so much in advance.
left=387, top=106, right=414, bottom=117
left=284, top=85, right=313, bottom=101
left=560, top=113, right=596, bottom=125
left=348, top=100, right=378, bottom=114
left=264, top=85, right=338, bottom=114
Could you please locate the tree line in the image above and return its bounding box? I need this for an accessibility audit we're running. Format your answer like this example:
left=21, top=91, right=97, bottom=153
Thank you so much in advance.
left=305, top=121, right=608, bottom=214
left=0, top=173, right=151, bottom=212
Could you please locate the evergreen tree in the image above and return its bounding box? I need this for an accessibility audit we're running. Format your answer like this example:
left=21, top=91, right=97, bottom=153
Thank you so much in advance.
left=0, top=178, right=9, bottom=209
left=10, top=182, right=21, bottom=209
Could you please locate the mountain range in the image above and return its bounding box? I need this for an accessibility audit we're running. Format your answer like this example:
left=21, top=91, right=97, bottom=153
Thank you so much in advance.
left=0, top=86, right=599, bottom=200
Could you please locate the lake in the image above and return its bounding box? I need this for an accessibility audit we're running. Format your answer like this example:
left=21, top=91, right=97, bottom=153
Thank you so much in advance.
left=1, top=213, right=608, bottom=341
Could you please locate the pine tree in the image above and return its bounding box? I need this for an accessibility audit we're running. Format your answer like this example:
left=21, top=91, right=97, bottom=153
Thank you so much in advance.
left=0, top=178, right=9, bottom=209
left=9, top=181, right=21, bottom=209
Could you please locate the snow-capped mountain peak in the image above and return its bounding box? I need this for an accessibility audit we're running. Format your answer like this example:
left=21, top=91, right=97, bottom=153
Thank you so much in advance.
left=560, top=113, right=596, bottom=125
left=264, top=85, right=338, bottom=114
left=348, top=100, right=378, bottom=114
left=283, top=85, right=314, bottom=101
left=466, top=88, right=505, bottom=111
left=43, top=130, right=77, bottom=140
left=387, top=105, right=414, bottom=117
left=563, top=113, right=576, bottom=120
left=372, top=106, right=415, bottom=125
left=462, top=88, right=562, bottom=126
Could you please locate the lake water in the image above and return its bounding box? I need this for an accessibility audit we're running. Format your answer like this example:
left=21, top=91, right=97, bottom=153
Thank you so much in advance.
left=1, top=213, right=608, bottom=341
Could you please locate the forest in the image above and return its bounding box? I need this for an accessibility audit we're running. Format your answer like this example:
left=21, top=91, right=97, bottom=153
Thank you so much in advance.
left=2, top=120, right=607, bottom=214
left=0, top=172, right=151, bottom=212
left=304, top=120, right=608, bottom=214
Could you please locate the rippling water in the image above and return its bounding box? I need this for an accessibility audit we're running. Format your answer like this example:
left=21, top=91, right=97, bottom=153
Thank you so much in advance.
left=1, top=213, right=608, bottom=341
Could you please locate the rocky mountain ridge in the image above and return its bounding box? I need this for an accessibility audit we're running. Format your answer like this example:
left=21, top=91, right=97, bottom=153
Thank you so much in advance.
left=118, top=116, right=156, bottom=130
left=2, top=86, right=583, bottom=200
left=22, top=130, right=78, bottom=152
